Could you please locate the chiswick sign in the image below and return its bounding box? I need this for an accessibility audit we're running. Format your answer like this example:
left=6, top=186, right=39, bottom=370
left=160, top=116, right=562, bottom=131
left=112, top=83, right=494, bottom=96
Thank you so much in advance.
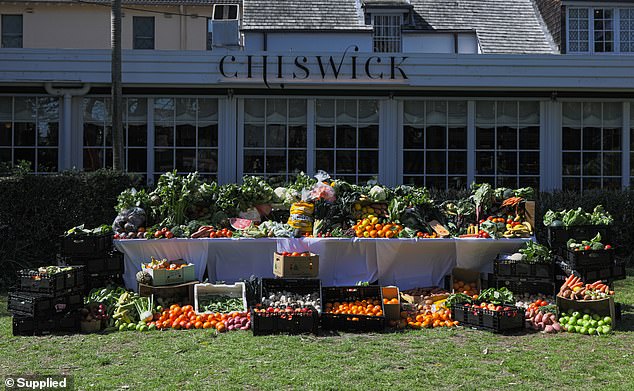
left=217, top=47, right=408, bottom=88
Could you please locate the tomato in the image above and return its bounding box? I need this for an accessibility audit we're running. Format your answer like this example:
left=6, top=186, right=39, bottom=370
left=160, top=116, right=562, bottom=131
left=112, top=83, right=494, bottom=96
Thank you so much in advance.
left=165, top=231, right=174, bottom=239
left=209, top=232, right=216, bottom=238
left=506, top=219, right=513, bottom=224
left=161, top=227, right=167, bottom=233
left=226, top=231, right=233, bottom=237
left=487, top=216, right=494, bottom=221
left=604, top=245, right=612, bottom=250
left=154, top=231, right=162, bottom=238
left=584, top=245, right=591, bottom=251
left=300, top=252, right=310, bottom=257
left=291, top=252, right=300, bottom=257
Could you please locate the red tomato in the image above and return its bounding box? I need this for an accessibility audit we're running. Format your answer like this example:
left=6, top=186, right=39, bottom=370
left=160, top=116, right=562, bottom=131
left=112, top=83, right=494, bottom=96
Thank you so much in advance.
left=154, top=231, right=162, bottom=238
left=165, top=231, right=174, bottom=239
left=291, top=252, right=300, bottom=257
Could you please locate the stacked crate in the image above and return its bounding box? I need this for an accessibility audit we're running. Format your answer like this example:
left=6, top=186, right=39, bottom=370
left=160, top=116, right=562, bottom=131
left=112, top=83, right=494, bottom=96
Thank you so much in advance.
left=58, top=233, right=124, bottom=292
left=482, top=252, right=556, bottom=297
left=547, top=225, right=625, bottom=289
left=9, top=266, right=85, bottom=336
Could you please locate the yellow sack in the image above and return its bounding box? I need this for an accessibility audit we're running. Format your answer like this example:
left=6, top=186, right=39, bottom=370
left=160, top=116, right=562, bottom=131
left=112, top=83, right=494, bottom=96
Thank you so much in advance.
left=288, top=202, right=314, bottom=232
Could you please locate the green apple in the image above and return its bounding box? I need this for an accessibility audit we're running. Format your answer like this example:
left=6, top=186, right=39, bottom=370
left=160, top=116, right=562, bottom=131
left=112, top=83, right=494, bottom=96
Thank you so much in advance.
left=598, top=320, right=605, bottom=327
left=603, top=317, right=612, bottom=325
left=567, top=325, right=575, bottom=333
left=560, top=312, right=568, bottom=317
left=582, top=320, right=590, bottom=327
left=602, top=325, right=612, bottom=334
left=583, top=314, right=591, bottom=321
left=590, top=320, right=598, bottom=328
left=575, top=326, right=582, bottom=333
left=580, top=327, right=588, bottom=335
left=588, top=327, right=596, bottom=335
left=568, top=318, right=576, bottom=326
left=559, top=317, right=566, bottom=324
left=592, top=314, right=600, bottom=321
left=572, top=311, right=581, bottom=318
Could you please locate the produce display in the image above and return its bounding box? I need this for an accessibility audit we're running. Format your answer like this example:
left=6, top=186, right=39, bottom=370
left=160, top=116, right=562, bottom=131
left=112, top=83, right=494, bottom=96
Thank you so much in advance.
left=260, top=290, right=321, bottom=312
left=107, top=170, right=537, bottom=241
left=558, top=311, right=613, bottom=335
left=525, top=305, right=561, bottom=333
left=151, top=305, right=251, bottom=332
left=567, top=233, right=612, bottom=252
left=452, top=279, right=478, bottom=296
left=399, top=307, right=457, bottom=329
left=142, top=257, right=188, bottom=271
left=198, top=295, right=244, bottom=313
left=514, top=294, right=553, bottom=309
left=24, top=266, right=74, bottom=280
left=558, top=275, right=614, bottom=300
left=324, top=299, right=384, bottom=317
left=543, top=205, right=613, bottom=227
left=65, top=224, right=112, bottom=237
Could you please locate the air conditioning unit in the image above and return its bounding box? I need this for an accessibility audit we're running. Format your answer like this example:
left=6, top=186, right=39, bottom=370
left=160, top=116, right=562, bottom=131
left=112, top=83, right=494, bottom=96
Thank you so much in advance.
left=212, top=20, right=240, bottom=47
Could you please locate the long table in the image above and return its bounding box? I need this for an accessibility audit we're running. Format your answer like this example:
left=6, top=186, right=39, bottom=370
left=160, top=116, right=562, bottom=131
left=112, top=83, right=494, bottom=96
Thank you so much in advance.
left=114, top=237, right=532, bottom=291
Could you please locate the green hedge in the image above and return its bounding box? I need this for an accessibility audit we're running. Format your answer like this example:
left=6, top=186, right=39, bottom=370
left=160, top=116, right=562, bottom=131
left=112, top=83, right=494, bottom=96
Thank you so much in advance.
left=0, top=172, right=631, bottom=289
left=0, top=170, right=137, bottom=289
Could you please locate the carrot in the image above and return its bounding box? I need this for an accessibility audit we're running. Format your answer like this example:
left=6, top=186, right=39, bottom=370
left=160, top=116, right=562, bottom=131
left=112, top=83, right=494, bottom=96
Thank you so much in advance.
left=571, top=282, right=583, bottom=289
left=589, top=281, right=601, bottom=289
left=564, top=275, right=575, bottom=286
left=569, top=276, right=579, bottom=286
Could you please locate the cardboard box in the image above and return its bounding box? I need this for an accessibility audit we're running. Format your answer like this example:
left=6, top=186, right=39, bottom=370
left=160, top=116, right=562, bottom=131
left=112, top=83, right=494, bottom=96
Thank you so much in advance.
left=273, top=252, right=319, bottom=278
left=194, top=282, right=247, bottom=314
left=556, top=296, right=616, bottom=325
left=446, top=267, right=482, bottom=294
left=381, top=286, right=401, bottom=321
left=142, top=261, right=196, bottom=286
left=524, top=200, right=536, bottom=231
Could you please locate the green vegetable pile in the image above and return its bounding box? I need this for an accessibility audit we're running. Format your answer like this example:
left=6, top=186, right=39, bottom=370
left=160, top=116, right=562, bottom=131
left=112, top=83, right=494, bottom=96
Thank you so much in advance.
left=65, top=224, right=112, bottom=237
left=518, top=241, right=552, bottom=264
left=567, top=232, right=611, bottom=251
left=198, top=295, right=244, bottom=313
left=543, top=205, right=613, bottom=227
left=477, top=288, right=514, bottom=305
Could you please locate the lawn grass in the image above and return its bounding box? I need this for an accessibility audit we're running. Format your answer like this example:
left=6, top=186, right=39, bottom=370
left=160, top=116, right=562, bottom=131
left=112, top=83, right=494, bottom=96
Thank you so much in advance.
left=1, top=272, right=633, bottom=391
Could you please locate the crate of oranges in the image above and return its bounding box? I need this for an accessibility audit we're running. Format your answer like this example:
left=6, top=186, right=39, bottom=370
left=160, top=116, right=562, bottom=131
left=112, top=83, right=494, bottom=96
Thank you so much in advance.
left=351, top=216, right=403, bottom=238
left=321, top=286, right=386, bottom=331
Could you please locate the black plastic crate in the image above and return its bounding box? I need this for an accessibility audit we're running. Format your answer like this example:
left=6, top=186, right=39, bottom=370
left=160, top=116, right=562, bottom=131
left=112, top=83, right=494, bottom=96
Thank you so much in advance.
left=555, top=258, right=626, bottom=284
left=565, top=248, right=614, bottom=269
left=259, top=278, right=322, bottom=307
left=494, top=254, right=554, bottom=280
left=60, top=233, right=113, bottom=257
left=495, top=278, right=556, bottom=296
left=12, top=312, right=80, bottom=336
left=320, top=286, right=385, bottom=332
left=452, top=303, right=524, bottom=333
left=17, top=266, right=85, bottom=296
left=8, top=291, right=83, bottom=317
left=251, top=307, right=319, bottom=335
left=59, top=252, right=124, bottom=275
left=547, top=225, right=611, bottom=251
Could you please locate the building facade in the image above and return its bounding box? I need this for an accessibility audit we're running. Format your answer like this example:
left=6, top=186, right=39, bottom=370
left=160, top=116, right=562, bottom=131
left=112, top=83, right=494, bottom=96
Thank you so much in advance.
left=0, top=0, right=633, bottom=191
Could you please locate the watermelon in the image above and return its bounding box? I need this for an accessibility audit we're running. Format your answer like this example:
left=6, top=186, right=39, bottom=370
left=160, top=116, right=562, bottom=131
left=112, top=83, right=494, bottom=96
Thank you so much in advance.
left=230, top=218, right=253, bottom=230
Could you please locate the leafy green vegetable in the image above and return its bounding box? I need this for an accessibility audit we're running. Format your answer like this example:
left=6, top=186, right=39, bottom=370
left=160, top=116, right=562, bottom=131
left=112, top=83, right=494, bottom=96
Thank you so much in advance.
left=477, top=288, right=514, bottom=305
left=445, top=293, right=473, bottom=308
left=544, top=205, right=612, bottom=227
left=152, top=171, right=202, bottom=227
left=65, top=224, right=112, bottom=237
left=518, top=241, right=551, bottom=264
left=470, top=183, right=494, bottom=219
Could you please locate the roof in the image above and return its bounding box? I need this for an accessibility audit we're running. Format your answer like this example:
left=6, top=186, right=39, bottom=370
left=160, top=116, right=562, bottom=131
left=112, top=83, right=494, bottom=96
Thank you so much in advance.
left=242, top=0, right=369, bottom=31
left=12, top=0, right=239, bottom=5
left=408, top=0, right=556, bottom=54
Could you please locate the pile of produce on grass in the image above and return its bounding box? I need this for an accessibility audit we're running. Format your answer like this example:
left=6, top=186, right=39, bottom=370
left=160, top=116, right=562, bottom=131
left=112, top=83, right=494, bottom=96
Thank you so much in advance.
left=107, top=170, right=541, bottom=241
left=397, top=304, right=457, bottom=329
left=558, top=275, right=614, bottom=301
left=558, top=311, right=613, bottom=335
left=525, top=304, right=562, bottom=333
left=399, top=287, right=450, bottom=305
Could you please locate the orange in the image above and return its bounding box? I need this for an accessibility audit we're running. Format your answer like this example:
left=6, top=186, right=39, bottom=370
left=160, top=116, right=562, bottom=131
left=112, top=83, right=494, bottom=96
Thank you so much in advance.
left=389, top=298, right=398, bottom=304
left=370, top=230, right=378, bottom=238
left=202, top=322, right=211, bottom=329
left=194, top=321, right=203, bottom=329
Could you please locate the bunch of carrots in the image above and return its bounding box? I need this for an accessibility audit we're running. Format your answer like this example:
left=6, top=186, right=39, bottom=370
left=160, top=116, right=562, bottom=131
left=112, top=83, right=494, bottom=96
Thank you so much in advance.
left=559, top=275, right=614, bottom=300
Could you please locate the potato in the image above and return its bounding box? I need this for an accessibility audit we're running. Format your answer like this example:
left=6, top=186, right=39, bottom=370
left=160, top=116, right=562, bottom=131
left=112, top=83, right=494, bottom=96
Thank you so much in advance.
left=552, top=323, right=561, bottom=332
left=545, top=325, right=554, bottom=333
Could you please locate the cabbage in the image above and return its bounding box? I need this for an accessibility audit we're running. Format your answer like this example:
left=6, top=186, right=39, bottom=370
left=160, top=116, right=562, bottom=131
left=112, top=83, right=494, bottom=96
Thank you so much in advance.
left=369, top=185, right=387, bottom=201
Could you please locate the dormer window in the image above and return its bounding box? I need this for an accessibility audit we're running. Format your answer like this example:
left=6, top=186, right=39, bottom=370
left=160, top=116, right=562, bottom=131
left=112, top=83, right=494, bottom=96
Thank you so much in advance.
left=567, top=6, right=634, bottom=54
left=372, top=14, right=402, bottom=52
left=213, top=4, right=239, bottom=20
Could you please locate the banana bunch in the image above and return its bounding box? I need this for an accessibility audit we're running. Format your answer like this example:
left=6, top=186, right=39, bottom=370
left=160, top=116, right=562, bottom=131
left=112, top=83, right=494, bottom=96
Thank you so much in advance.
left=112, top=291, right=139, bottom=326
left=466, top=225, right=478, bottom=235
left=502, top=222, right=533, bottom=238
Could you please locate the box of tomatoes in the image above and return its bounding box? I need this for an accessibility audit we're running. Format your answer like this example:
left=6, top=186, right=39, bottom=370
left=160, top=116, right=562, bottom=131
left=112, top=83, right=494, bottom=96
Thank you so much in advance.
left=273, top=251, right=319, bottom=278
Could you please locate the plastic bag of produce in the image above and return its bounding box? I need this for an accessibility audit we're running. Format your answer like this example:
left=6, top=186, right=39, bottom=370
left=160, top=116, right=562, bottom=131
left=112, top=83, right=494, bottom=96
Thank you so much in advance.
left=288, top=201, right=315, bottom=232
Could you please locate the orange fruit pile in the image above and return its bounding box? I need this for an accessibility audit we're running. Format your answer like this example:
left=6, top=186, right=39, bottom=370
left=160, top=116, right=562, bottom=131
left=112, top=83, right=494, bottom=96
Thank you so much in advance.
left=453, top=280, right=478, bottom=296
left=324, top=299, right=384, bottom=317
left=150, top=304, right=250, bottom=332
left=383, top=298, right=399, bottom=305
left=352, top=216, right=403, bottom=238
left=401, top=308, right=458, bottom=329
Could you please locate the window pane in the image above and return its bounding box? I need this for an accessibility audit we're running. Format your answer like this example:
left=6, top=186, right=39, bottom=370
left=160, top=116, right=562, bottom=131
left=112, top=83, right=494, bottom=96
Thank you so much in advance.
left=426, top=176, right=446, bottom=190
left=128, top=124, right=147, bottom=147
left=155, top=125, right=174, bottom=147
left=0, top=122, right=11, bottom=146
left=602, top=128, right=621, bottom=150
left=288, top=125, right=306, bottom=147
left=0, top=148, right=10, bottom=163
left=175, top=124, right=196, bottom=147
left=154, top=149, right=173, bottom=172
left=583, top=127, right=601, bottom=150
left=497, top=151, right=517, bottom=175
left=267, top=99, right=287, bottom=123
left=336, top=125, right=356, bottom=148
left=448, top=127, right=467, bottom=149
left=199, top=124, right=218, bottom=148
left=562, top=177, right=580, bottom=191
left=14, top=122, right=35, bottom=146
left=476, top=127, right=495, bottom=149
left=602, top=152, right=621, bottom=176
left=316, top=125, right=334, bottom=148
left=198, top=149, right=217, bottom=173
left=198, top=99, right=218, bottom=122
left=336, top=150, right=356, bottom=174
left=497, top=126, right=517, bottom=150
left=245, top=100, right=265, bottom=122
left=519, top=126, right=539, bottom=149
left=83, top=149, right=103, bottom=171
left=316, top=150, right=333, bottom=172
left=403, top=101, right=424, bottom=125
left=426, top=151, right=446, bottom=174
left=288, top=149, right=307, bottom=173
left=497, top=101, right=517, bottom=124
left=426, top=101, right=446, bottom=125
left=358, top=100, right=379, bottom=123
left=358, top=150, right=378, bottom=174
left=38, top=122, right=58, bottom=147
left=128, top=99, right=147, bottom=122
left=403, top=151, right=423, bottom=174
left=476, top=101, right=495, bottom=123
left=403, top=126, right=424, bottom=149
left=127, top=148, right=147, bottom=172
left=316, top=100, right=334, bottom=123
left=244, top=124, right=264, bottom=148
left=426, top=126, right=446, bottom=149
left=358, top=125, right=379, bottom=148
left=154, top=98, right=174, bottom=123
left=583, top=152, right=601, bottom=175
left=562, top=152, right=581, bottom=175
left=562, top=127, right=581, bottom=150
left=448, top=151, right=467, bottom=174
left=476, top=152, right=494, bottom=175
left=288, top=100, right=307, bottom=124
left=519, top=152, right=540, bottom=175
left=266, top=124, right=286, bottom=148
left=266, top=150, right=287, bottom=174
left=244, top=150, right=264, bottom=173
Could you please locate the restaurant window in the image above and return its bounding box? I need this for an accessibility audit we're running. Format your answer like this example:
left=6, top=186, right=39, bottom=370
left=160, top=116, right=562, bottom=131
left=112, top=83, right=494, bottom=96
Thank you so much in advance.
left=154, top=98, right=218, bottom=182
left=562, top=102, right=623, bottom=191
left=133, top=16, right=154, bottom=50
left=242, top=98, right=307, bottom=182
left=82, top=97, right=148, bottom=179
left=475, top=101, right=541, bottom=189
left=372, top=14, right=402, bottom=53
left=1, top=14, right=22, bottom=48
left=0, top=96, right=59, bottom=173
left=402, top=100, right=468, bottom=189
left=567, top=7, right=634, bottom=53
left=316, top=99, right=379, bottom=184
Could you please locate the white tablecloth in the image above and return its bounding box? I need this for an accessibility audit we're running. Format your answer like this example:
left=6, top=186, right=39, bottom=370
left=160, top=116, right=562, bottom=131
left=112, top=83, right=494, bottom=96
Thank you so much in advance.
left=277, top=238, right=379, bottom=286
left=113, top=238, right=210, bottom=292
left=114, top=237, right=534, bottom=291
left=455, top=238, right=533, bottom=272
left=375, top=238, right=457, bottom=290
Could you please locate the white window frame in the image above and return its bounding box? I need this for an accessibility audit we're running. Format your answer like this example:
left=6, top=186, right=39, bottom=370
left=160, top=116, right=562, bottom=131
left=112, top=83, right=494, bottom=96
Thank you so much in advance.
left=212, top=4, right=239, bottom=20
left=372, top=14, right=402, bottom=53
left=567, top=7, right=634, bottom=54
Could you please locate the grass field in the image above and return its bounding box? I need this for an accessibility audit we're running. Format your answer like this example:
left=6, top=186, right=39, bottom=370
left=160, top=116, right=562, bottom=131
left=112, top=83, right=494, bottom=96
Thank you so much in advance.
left=1, top=273, right=633, bottom=391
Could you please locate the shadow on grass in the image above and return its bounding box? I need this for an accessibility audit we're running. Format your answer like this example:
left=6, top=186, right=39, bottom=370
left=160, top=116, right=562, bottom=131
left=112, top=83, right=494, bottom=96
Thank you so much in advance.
left=617, top=303, right=634, bottom=332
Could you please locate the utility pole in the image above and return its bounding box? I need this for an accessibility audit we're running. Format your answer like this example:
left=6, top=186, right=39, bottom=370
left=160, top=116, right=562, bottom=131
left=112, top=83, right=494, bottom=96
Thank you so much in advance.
left=111, top=0, right=124, bottom=170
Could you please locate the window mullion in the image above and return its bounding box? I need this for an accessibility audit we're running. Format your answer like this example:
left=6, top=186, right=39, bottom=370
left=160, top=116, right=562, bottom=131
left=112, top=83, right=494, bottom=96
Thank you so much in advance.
left=306, top=98, right=315, bottom=176
left=147, top=98, right=155, bottom=186
left=622, top=102, right=630, bottom=188
left=467, top=101, right=476, bottom=186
